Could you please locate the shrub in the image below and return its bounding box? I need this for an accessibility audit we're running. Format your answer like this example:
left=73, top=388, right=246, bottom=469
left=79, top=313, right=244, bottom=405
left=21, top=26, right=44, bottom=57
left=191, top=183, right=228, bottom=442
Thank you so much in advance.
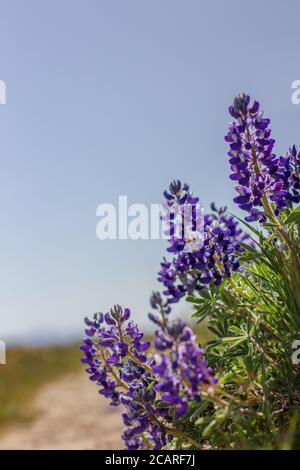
left=81, top=94, right=300, bottom=449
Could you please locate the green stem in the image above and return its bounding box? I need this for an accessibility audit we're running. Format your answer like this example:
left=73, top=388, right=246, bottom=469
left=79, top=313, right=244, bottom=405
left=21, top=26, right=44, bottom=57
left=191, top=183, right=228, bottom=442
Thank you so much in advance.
left=99, top=348, right=128, bottom=390
left=127, top=350, right=153, bottom=374
left=155, top=418, right=203, bottom=450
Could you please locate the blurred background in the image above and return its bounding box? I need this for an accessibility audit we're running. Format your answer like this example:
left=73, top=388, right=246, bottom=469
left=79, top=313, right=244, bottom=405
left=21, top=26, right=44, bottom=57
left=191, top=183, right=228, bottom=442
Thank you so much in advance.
left=0, top=0, right=300, bottom=449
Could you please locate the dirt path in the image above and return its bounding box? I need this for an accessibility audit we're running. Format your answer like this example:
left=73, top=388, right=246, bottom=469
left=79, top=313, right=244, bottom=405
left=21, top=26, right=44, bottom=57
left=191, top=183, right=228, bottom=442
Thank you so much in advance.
left=0, top=371, right=123, bottom=450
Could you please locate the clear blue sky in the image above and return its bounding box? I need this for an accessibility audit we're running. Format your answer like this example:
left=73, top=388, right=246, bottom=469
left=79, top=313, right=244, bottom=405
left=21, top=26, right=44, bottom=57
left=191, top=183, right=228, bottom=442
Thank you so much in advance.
left=0, top=0, right=300, bottom=343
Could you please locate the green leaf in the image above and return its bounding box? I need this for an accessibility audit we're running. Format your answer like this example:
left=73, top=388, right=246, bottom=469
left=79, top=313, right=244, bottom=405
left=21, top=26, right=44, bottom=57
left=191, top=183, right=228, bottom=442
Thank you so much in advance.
left=221, top=335, right=246, bottom=343
left=284, top=206, right=300, bottom=225
left=229, top=326, right=246, bottom=335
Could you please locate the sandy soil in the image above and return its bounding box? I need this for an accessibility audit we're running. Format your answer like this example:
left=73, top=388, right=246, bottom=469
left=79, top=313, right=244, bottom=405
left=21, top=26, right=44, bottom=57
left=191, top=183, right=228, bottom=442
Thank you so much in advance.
left=0, top=371, right=123, bottom=450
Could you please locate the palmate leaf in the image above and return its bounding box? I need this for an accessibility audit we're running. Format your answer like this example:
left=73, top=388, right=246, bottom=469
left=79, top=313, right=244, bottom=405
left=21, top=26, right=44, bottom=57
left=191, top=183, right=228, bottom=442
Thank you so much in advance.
left=188, top=283, right=225, bottom=322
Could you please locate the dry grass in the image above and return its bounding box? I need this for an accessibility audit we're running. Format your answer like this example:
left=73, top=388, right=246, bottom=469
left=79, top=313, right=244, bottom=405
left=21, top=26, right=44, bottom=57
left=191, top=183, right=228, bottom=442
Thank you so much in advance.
left=0, top=344, right=81, bottom=429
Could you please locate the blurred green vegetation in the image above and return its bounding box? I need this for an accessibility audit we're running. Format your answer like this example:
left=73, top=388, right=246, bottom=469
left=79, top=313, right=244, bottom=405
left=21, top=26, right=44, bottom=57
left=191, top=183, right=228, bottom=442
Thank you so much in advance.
left=0, top=344, right=81, bottom=430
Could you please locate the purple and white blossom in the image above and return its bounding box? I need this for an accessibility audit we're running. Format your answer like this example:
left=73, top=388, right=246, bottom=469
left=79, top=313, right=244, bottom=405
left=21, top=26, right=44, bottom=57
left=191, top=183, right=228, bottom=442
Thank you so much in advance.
left=226, top=94, right=300, bottom=221
left=158, top=182, right=250, bottom=304
left=81, top=305, right=216, bottom=449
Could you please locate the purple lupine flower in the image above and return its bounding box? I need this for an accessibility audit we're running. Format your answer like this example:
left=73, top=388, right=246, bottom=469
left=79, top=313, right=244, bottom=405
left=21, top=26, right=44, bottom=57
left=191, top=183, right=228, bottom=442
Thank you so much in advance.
left=277, top=145, right=300, bottom=205
left=225, top=94, right=298, bottom=221
left=158, top=189, right=250, bottom=304
left=149, top=291, right=172, bottom=326
left=152, top=319, right=217, bottom=418
left=121, top=378, right=169, bottom=450
left=81, top=305, right=166, bottom=449
left=81, top=304, right=217, bottom=449
left=80, top=306, right=150, bottom=402
left=162, top=180, right=204, bottom=254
